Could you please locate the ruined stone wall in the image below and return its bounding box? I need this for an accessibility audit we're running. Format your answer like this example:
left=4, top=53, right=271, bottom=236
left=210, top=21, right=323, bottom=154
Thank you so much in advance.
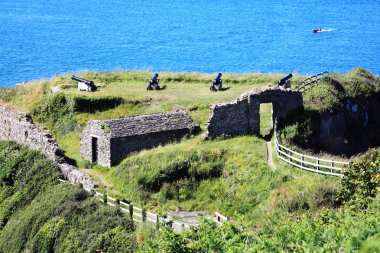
left=80, top=121, right=112, bottom=167
left=0, top=104, right=97, bottom=189
left=203, top=88, right=303, bottom=139
left=203, top=99, right=249, bottom=138
left=0, top=104, right=64, bottom=160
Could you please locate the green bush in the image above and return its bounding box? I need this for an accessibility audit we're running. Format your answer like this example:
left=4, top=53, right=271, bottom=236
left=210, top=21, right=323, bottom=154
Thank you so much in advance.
left=0, top=141, right=136, bottom=252
left=69, top=95, right=127, bottom=113
left=31, top=93, right=127, bottom=135
left=88, top=227, right=137, bottom=253
left=139, top=150, right=225, bottom=193
left=142, top=198, right=380, bottom=252
left=340, top=149, right=380, bottom=209
left=0, top=141, right=60, bottom=229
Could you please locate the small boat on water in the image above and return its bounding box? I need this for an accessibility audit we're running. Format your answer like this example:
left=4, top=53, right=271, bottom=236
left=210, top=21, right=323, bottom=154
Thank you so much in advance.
left=313, top=28, right=322, bottom=33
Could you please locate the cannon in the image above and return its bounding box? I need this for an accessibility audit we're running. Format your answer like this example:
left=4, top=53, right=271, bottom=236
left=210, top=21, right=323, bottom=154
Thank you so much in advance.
left=210, top=73, right=223, bottom=91
left=278, top=73, right=292, bottom=89
left=72, top=75, right=97, bottom=92
left=147, top=73, right=160, bottom=90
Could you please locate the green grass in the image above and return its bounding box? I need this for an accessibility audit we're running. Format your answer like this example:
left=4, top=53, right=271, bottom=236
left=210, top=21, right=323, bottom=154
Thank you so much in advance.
left=0, top=141, right=136, bottom=253
left=260, top=103, right=273, bottom=137
left=0, top=71, right=344, bottom=220
left=82, top=134, right=341, bottom=226
left=1, top=70, right=379, bottom=251
left=0, top=140, right=378, bottom=253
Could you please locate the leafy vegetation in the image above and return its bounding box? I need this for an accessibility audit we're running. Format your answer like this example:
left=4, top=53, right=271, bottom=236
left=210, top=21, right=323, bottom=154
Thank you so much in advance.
left=0, top=141, right=136, bottom=252
left=141, top=198, right=380, bottom=252
left=303, top=68, right=380, bottom=113
left=340, top=149, right=380, bottom=209
left=277, top=68, right=380, bottom=156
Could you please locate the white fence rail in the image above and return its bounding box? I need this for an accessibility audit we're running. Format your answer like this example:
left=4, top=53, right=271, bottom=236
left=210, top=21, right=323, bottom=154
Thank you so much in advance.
left=295, top=70, right=329, bottom=92
left=273, top=131, right=349, bottom=177
left=58, top=179, right=226, bottom=232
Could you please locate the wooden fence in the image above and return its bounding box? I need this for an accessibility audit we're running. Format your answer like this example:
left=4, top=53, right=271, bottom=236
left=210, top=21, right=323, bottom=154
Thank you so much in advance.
left=295, top=70, right=329, bottom=92
left=58, top=179, right=226, bottom=232
left=273, top=131, right=349, bottom=177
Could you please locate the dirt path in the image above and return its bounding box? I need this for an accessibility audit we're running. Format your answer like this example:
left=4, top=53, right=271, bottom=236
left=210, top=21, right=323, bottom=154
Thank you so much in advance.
left=266, top=140, right=275, bottom=169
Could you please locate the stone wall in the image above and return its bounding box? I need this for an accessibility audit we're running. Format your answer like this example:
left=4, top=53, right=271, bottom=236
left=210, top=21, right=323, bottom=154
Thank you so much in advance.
left=203, top=88, right=303, bottom=139
left=204, top=99, right=249, bottom=138
left=80, top=120, right=112, bottom=167
left=0, top=104, right=97, bottom=189
left=110, top=129, right=191, bottom=166
left=0, top=105, right=64, bottom=160
left=304, top=94, right=380, bottom=156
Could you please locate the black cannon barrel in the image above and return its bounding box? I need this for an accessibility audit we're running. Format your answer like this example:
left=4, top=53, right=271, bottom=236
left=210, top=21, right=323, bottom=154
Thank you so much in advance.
left=278, top=73, right=293, bottom=86
left=71, top=75, right=94, bottom=86
left=151, top=73, right=159, bottom=82
left=215, top=73, right=222, bottom=81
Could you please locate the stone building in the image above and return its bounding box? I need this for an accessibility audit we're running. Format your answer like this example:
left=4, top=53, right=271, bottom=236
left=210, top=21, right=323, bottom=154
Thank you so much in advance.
left=203, top=88, right=303, bottom=139
left=80, top=111, right=200, bottom=167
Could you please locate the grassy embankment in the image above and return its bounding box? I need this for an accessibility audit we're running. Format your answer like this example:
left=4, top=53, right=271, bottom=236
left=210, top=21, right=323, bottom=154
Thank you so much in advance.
left=0, top=71, right=349, bottom=223
left=0, top=140, right=379, bottom=252
left=277, top=68, right=380, bottom=158
left=0, top=70, right=379, bottom=251
left=0, top=141, right=137, bottom=253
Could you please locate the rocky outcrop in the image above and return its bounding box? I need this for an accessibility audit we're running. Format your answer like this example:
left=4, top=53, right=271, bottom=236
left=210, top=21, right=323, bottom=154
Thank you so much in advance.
left=0, top=104, right=97, bottom=190
left=203, top=88, right=303, bottom=139
left=308, top=94, right=380, bottom=156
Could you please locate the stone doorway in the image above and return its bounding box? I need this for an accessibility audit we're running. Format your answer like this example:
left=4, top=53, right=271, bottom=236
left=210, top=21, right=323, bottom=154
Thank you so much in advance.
left=91, top=137, right=98, bottom=163
left=259, top=103, right=274, bottom=140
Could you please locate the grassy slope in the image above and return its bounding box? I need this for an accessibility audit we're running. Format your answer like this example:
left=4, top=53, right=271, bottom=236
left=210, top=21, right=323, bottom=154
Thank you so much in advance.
left=0, top=70, right=379, bottom=251
left=277, top=68, right=380, bottom=159
left=0, top=141, right=136, bottom=253
left=0, top=71, right=342, bottom=222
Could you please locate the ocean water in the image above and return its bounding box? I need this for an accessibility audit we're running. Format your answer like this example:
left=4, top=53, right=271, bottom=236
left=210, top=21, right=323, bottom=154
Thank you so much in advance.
left=0, top=0, right=379, bottom=86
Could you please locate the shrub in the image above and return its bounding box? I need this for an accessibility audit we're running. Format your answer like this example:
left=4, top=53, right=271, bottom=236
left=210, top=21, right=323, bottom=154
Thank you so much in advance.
left=140, top=150, right=225, bottom=193
left=31, top=93, right=127, bottom=135
left=0, top=141, right=135, bottom=252
left=340, top=149, right=380, bottom=209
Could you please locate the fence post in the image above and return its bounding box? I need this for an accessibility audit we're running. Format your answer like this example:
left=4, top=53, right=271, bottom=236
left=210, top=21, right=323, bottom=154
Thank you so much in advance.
left=301, top=155, right=304, bottom=167
left=331, top=162, right=334, bottom=174
left=142, top=208, right=147, bottom=222
left=129, top=204, right=133, bottom=220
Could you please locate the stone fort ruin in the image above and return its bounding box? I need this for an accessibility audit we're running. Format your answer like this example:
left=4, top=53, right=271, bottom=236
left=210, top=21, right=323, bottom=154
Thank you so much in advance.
left=203, top=88, right=303, bottom=139
left=80, top=111, right=200, bottom=167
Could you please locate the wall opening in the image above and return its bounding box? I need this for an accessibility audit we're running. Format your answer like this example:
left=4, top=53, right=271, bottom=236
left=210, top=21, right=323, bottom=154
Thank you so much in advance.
left=260, top=103, right=273, bottom=139
left=91, top=137, right=98, bottom=163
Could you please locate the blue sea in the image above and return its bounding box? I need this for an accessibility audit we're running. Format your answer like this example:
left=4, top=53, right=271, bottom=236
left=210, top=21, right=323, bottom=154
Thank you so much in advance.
left=0, top=0, right=379, bottom=86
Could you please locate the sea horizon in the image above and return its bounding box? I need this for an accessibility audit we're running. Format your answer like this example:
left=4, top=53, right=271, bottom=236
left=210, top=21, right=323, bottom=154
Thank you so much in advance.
left=1, top=0, right=379, bottom=86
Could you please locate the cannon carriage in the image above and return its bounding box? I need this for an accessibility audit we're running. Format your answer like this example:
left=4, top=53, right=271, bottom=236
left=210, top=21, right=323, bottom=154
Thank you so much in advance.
left=147, top=73, right=160, bottom=90
left=210, top=73, right=223, bottom=91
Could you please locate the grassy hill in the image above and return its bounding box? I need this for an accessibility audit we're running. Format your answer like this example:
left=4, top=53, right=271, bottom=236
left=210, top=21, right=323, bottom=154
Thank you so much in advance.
left=0, top=71, right=333, bottom=215
left=0, top=141, right=137, bottom=253
left=0, top=69, right=379, bottom=252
